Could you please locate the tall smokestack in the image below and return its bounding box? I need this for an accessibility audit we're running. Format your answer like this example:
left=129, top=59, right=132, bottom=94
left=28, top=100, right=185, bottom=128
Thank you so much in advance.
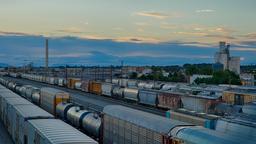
left=45, top=39, right=49, bottom=71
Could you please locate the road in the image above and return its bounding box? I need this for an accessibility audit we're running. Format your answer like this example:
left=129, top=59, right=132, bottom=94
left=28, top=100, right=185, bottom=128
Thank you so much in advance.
left=4, top=76, right=166, bottom=116
left=0, top=120, right=13, bottom=144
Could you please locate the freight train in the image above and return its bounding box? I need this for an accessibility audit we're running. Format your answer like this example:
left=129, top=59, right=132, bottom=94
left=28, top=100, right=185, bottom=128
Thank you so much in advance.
left=0, top=77, right=252, bottom=144
left=0, top=84, right=97, bottom=144
left=13, top=73, right=222, bottom=113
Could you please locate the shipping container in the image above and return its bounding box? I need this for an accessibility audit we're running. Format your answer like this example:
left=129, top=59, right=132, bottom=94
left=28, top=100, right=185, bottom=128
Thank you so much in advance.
left=67, top=78, right=81, bottom=89
left=158, top=92, right=182, bottom=109
left=27, top=119, right=98, bottom=144
left=89, top=81, right=102, bottom=95
left=123, top=88, right=139, bottom=101
left=40, top=87, right=70, bottom=115
left=101, top=83, right=114, bottom=96
left=138, top=89, right=158, bottom=106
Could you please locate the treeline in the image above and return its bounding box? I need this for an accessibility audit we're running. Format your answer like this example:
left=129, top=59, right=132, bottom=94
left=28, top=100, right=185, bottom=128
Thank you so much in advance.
left=194, top=70, right=241, bottom=85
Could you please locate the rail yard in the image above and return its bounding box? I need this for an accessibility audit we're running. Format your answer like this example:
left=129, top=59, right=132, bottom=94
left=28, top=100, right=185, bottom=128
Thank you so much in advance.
left=0, top=72, right=255, bottom=144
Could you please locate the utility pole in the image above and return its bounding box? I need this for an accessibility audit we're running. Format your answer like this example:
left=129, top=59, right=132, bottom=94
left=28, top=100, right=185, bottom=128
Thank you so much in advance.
left=45, top=39, right=49, bottom=76
left=121, top=60, right=124, bottom=78
left=110, top=65, right=113, bottom=83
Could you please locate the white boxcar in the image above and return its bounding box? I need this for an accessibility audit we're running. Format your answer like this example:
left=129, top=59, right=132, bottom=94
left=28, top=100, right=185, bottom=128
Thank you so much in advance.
left=0, top=91, right=20, bottom=120
left=101, top=83, right=114, bottom=97
left=10, top=104, right=54, bottom=144
left=4, top=98, right=32, bottom=133
left=27, top=119, right=98, bottom=144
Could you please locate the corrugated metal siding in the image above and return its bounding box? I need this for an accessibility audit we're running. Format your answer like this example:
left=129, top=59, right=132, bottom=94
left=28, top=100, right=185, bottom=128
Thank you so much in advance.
left=89, top=81, right=102, bottom=95
left=101, top=83, right=113, bottom=96
left=158, top=92, right=182, bottom=109
left=81, top=80, right=90, bottom=92
left=11, top=104, right=54, bottom=144
left=28, top=119, right=98, bottom=144
left=181, top=96, right=210, bottom=113
left=103, top=105, right=191, bottom=134
left=138, top=90, right=157, bottom=106
left=40, top=88, right=70, bottom=115
left=103, top=114, right=162, bottom=144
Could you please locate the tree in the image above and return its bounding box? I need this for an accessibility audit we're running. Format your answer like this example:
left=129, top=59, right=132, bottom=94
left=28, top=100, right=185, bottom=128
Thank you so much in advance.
left=129, top=72, right=138, bottom=79
left=195, top=70, right=241, bottom=85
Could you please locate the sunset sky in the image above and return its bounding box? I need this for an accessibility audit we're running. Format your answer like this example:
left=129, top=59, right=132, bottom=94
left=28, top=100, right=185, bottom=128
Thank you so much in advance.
left=0, top=0, right=255, bottom=66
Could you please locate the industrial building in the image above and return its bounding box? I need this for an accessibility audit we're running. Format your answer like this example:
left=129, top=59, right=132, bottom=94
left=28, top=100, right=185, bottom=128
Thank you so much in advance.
left=214, top=41, right=240, bottom=74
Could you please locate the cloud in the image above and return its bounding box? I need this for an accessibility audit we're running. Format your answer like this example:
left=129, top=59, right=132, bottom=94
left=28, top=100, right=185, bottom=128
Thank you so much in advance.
left=241, top=33, right=256, bottom=39
left=56, top=27, right=83, bottom=34
left=196, top=9, right=215, bottom=13
left=232, top=47, right=256, bottom=52
left=204, top=34, right=236, bottom=40
left=80, top=35, right=109, bottom=40
left=208, top=27, right=235, bottom=33
left=134, top=22, right=150, bottom=26
left=112, top=27, right=124, bottom=31
left=135, top=11, right=169, bottom=19
left=114, top=36, right=160, bottom=43
left=0, top=30, right=40, bottom=36
left=122, top=51, right=212, bottom=59
left=174, top=31, right=207, bottom=36
left=160, top=22, right=177, bottom=29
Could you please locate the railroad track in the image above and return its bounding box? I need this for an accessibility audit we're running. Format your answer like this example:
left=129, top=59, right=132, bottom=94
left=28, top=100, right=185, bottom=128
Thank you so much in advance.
left=5, top=76, right=166, bottom=116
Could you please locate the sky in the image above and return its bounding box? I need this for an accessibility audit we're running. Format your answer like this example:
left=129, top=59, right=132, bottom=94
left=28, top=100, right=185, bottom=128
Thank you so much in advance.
left=0, top=0, right=256, bottom=66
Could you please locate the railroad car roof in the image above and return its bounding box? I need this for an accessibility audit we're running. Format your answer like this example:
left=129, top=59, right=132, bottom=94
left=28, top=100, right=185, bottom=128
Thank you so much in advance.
left=5, top=97, right=32, bottom=105
left=28, top=119, right=98, bottom=144
left=103, top=105, right=192, bottom=135
left=14, top=105, right=54, bottom=118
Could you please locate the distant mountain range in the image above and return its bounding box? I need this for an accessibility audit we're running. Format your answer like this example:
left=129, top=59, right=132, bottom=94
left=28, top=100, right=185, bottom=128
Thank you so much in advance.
left=0, top=63, right=9, bottom=67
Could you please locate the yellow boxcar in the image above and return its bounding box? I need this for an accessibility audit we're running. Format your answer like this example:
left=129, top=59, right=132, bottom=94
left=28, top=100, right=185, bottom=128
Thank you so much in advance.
left=223, top=91, right=256, bottom=105
left=67, top=78, right=80, bottom=89
left=89, top=81, right=102, bottom=95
